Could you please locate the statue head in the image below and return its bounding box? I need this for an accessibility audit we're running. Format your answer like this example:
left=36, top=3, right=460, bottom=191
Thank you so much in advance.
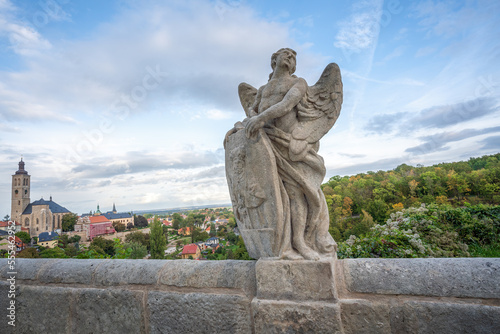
left=270, top=48, right=297, bottom=77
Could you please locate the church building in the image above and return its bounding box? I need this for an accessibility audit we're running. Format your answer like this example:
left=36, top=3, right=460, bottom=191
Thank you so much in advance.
left=11, top=159, right=72, bottom=237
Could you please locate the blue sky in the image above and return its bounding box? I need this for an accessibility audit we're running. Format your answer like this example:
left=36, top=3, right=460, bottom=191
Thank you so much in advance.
left=1, top=0, right=499, bottom=216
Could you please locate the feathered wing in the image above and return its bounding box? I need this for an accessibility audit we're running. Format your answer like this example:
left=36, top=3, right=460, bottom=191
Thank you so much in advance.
left=292, top=63, right=343, bottom=144
left=238, top=82, right=258, bottom=117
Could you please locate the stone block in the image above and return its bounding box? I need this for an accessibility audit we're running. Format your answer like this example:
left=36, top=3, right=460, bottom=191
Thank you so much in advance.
left=72, top=287, right=146, bottom=334
left=0, top=282, right=15, bottom=334
left=390, top=301, right=500, bottom=334
left=6, top=258, right=61, bottom=281
left=256, top=258, right=338, bottom=301
left=39, top=259, right=102, bottom=284
left=340, top=299, right=391, bottom=334
left=252, top=298, right=344, bottom=334
left=148, top=290, right=253, bottom=334
left=94, top=259, right=165, bottom=286
left=158, top=260, right=256, bottom=296
left=342, top=258, right=500, bottom=298
left=15, top=285, right=72, bottom=333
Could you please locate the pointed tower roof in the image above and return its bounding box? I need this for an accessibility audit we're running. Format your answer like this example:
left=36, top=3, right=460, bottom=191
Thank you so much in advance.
left=15, top=158, right=28, bottom=175
left=95, top=204, right=101, bottom=215
left=112, top=203, right=117, bottom=213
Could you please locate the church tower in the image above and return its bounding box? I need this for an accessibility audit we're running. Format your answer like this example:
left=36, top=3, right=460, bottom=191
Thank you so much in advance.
left=11, top=158, right=31, bottom=223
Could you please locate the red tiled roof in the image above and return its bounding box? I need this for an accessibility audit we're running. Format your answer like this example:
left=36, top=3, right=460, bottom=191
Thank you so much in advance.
left=0, top=221, right=21, bottom=227
left=89, top=216, right=110, bottom=223
left=181, top=244, right=199, bottom=255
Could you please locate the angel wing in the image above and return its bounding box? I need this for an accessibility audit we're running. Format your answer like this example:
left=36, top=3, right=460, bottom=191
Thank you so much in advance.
left=238, top=82, right=258, bottom=117
left=292, top=63, right=343, bottom=144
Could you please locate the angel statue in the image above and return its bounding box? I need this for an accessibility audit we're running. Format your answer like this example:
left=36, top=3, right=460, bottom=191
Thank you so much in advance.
left=224, top=48, right=342, bottom=260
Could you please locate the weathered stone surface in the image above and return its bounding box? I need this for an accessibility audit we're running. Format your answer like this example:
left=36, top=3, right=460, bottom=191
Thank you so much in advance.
left=343, top=258, right=500, bottom=298
left=252, top=299, right=344, bottom=334
left=256, top=258, right=338, bottom=301
left=0, top=282, right=15, bottom=334
left=340, top=299, right=391, bottom=334
left=0, top=258, right=60, bottom=280
left=94, top=259, right=165, bottom=286
left=158, top=260, right=256, bottom=296
left=148, top=291, right=253, bottom=334
left=15, top=285, right=72, bottom=333
left=390, top=301, right=500, bottom=334
left=39, top=259, right=102, bottom=284
left=73, top=288, right=146, bottom=334
left=225, top=48, right=342, bottom=260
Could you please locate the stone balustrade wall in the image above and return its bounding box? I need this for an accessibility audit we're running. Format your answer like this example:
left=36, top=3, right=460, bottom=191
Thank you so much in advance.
left=1, top=257, right=499, bottom=333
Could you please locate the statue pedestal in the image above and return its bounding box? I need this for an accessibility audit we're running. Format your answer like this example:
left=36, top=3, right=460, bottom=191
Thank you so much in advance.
left=252, top=258, right=345, bottom=333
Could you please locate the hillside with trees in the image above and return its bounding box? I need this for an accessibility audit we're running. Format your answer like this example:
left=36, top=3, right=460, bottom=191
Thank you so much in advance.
left=323, top=153, right=500, bottom=258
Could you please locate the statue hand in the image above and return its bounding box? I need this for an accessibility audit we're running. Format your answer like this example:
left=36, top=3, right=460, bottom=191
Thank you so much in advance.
left=245, top=115, right=265, bottom=138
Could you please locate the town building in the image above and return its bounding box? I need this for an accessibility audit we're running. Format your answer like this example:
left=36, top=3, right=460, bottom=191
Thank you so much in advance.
left=180, top=243, right=201, bottom=259
left=38, top=231, right=59, bottom=248
left=10, top=159, right=72, bottom=237
left=82, top=204, right=133, bottom=229
left=0, top=221, right=21, bottom=233
left=84, top=216, right=116, bottom=240
left=14, top=236, right=27, bottom=253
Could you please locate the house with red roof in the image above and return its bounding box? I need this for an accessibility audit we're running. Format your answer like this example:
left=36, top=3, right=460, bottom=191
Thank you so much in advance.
left=180, top=243, right=200, bottom=259
left=14, top=236, right=27, bottom=253
left=84, top=216, right=116, bottom=240
left=178, top=226, right=192, bottom=236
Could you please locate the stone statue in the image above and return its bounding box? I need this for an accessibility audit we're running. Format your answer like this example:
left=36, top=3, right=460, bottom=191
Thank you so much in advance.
left=224, top=48, right=342, bottom=260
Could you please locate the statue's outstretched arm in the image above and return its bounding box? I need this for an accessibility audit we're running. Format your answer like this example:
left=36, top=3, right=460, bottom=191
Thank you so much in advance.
left=246, top=79, right=307, bottom=138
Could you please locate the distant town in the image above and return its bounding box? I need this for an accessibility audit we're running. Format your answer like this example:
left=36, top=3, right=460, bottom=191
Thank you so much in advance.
left=1, top=159, right=248, bottom=260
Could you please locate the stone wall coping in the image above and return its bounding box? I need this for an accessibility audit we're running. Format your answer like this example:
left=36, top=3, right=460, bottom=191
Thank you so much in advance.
left=0, top=258, right=256, bottom=297
left=340, top=257, right=500, bottom=299
left=2, top=257, right=499, bottom=300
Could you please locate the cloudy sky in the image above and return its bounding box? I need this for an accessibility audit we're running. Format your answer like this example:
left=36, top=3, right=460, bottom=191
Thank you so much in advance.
left=1, top=0, right=499, bottom=216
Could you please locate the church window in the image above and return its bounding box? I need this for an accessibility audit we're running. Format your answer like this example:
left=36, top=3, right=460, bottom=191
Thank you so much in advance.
left=53, top=216, right=55, bottom=229
left=18, top=200, right=20, bottom=205
left=15, top=190, right=18, bottom=195
left=36, top=218, right=39, bottom=224
left=58, top=216, right=61, bottom=229
left=36, top=227, right=39, bottom=231
left=25, top=218, right=29, bottom=226
left=25, top=190, right=27, bottom=195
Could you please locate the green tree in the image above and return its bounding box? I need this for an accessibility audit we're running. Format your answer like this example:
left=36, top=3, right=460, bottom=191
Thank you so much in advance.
left=62, top=213, right=78, bottom=232
left=64, top=244, right=78, bottom=257
left=125, top=231, right=150, bottom=250
left=39, top=247, right=66, bottom=258
left=134, top=215, right=148, bottom=228
left=150, top=219, right=166, bottom=259
left=172, top=213, right=183, bottom=229
left=17, top=248, right=39, bottom=258
left=209, top=223, right=216, bottom=237
left=15, top=231, right=31, bottom=244
left=113, top=222, right=126, bottom=232
left=91, top=236, right=115, bottom=257
left=69, top=235, right=81, bottom=243
left=125, top=242, right=148, bottom=259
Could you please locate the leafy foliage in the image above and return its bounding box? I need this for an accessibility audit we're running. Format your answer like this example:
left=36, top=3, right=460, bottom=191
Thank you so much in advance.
left=337, top=204, right=499, bottom=259
left=62, top=213, right=78, bottom=232
left=324, top=153, right=500, bottom=242
left=15, top=231, right=31, bottom=244
left=150, top=218, right=166, bottom=259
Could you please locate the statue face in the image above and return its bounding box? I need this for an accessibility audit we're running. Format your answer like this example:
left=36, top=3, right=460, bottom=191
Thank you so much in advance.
left=271, top=49, right=296, bottom=74
left=275, top=49, right=296, bottom=74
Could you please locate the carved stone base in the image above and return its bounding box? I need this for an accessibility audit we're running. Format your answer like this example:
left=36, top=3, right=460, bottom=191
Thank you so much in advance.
left=253, top=258, right=344, bottom=333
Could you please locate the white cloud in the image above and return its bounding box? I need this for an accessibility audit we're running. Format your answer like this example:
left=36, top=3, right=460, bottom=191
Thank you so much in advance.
left=206, top=109, right=233, bottom=120
left=334, top=0, right=383, bottom=52
left=0, top=0, right=297, bottom=124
